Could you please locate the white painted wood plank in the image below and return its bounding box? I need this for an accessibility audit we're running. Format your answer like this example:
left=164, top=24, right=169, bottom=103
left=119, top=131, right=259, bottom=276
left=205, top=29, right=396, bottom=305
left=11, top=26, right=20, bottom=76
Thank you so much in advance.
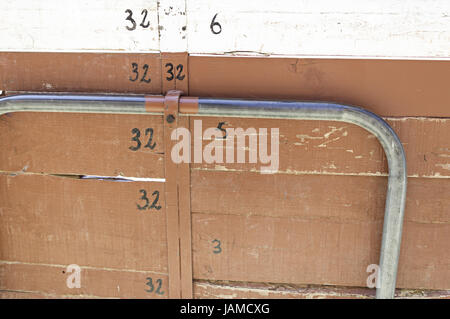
left=158, top=0, right=188, bottom=52
left=186, top=0, right=450, bottom=58
left=0, top=0, right=159, bottom=52
left=0, top=0, right=449, bottom=58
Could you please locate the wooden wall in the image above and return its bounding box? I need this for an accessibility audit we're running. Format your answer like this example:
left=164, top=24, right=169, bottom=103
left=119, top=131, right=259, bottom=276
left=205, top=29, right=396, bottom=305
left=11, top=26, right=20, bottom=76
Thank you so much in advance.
left=0, top=52, right=449, bottom=298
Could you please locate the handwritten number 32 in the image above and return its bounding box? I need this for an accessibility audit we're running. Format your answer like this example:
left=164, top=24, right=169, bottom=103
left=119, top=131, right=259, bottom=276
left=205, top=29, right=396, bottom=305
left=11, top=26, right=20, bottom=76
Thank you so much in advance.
left=145, top=277, right=164, bottom=295
left=137, top=189, right=161, bottom=211
left=125, top=9, right=150, bottom=31
left=129, top=63, right=151, bottom=83
left=129, top=128, right=156, bottom=151
left=165, top=63, right=185, bottom=81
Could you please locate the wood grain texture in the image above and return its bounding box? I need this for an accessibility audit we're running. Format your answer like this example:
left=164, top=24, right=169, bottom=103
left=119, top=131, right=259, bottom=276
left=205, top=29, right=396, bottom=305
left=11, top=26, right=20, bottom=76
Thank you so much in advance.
left=191, top=171, right=450, bottom=290
left=0, top=0, right=159, bottom=52
left=186, top=0, right=450, bottom=57
left=1, top=0, right=449, bottom=57
left=0, top=112, right=164, bottom=177
left=190, top=117, right=450, bottom=178
left=193, top=281, right=450, bottom=299
left=0, top=262, right=168, bottom=298
left=0, top=174, right=168, bottom=273
left=163, top=91, right=182, bottom=298
left=0, top=52, right=162, bottom=93
left=189, top=56, right=450, bottom=117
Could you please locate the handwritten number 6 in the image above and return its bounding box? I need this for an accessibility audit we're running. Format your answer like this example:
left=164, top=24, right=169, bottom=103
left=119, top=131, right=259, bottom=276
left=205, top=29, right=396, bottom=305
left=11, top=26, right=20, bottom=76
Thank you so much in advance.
left=210, top=13, right=222, bottom=34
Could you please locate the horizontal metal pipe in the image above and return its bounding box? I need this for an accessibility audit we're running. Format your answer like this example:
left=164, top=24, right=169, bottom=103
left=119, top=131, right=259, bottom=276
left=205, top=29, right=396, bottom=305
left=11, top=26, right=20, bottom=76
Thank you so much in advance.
left=0, top=93, right=407, bottom=299
left=0, top=93, right=150, bottom=114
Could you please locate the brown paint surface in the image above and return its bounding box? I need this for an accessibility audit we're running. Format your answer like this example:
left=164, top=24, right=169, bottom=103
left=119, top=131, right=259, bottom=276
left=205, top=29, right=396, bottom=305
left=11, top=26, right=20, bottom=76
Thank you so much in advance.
left=180, top=97, right=199, bottom=114
left=193, top=281, right=450, bottom=299
left=189, top=56, right=450, bottom=117
left=0, top=52, right=162, bottom=94
left=190, top=116, right=450, bottom=177
left=0, top=52, right=449, bottom=297
left=0, top=112, right=164, bottom=177
left=178, top=116, right=194, bottom=299
left=191, top=171, right=450, bottom=290
left=0, top=174, right=168, bottom=272
left=163, top=91, right=183, bottom=298
left=145, top=95, right=165, bottom=113
left=2, top=53, right=449, bottom=118
left=0, top=262, right=168, bottom=299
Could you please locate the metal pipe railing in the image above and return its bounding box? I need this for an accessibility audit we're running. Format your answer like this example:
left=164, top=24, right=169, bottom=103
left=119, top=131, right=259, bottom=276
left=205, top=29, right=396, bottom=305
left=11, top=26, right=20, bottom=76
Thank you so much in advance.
left=0, top=93, right=407, bottom=299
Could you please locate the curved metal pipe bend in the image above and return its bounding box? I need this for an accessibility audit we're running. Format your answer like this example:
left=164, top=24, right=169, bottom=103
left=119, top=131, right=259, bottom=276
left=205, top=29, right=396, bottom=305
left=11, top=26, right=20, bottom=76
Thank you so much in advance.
left=0, top=94, right=407, bottom=299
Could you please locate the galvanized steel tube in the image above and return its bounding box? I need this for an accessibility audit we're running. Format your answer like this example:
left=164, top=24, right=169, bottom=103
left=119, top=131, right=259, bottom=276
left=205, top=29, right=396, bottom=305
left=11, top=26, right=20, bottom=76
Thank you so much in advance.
left=0, top=94, right=407, bottom=299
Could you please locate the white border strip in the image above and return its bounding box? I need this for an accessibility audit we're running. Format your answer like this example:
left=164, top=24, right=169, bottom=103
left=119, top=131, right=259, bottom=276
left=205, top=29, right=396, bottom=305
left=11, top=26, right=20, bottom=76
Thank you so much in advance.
left=0, top=0, right=449, bottom=58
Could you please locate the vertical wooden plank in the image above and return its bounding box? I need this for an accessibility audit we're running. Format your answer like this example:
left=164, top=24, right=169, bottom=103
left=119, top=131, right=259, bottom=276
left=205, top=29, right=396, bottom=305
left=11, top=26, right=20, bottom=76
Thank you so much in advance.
left=163, top=90, right=182, bottom=298
left=178, top=115, right=193, bottom=298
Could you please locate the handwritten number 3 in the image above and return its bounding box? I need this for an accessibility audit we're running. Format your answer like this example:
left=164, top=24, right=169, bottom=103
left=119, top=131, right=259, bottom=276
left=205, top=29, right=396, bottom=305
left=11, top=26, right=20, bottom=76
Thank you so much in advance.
left=212, top=239, right=222, bottom=254
left=125, top=9, right=136, bottom=31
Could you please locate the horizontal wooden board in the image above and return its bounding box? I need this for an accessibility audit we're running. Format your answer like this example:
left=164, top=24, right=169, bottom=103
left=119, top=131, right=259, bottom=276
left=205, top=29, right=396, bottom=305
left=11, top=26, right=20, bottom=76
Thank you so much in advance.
left=0, top=52, right=162, bottom=94
left=1, top=0, right=449, bottom=58
left=0, top=0, right=160, bottom=52
left=190, top=117, right=450, bottom=178
left=0, top=112, right=164, bottom=177
left=1, top=54, right=450, bottom=118
left=186, top=0, right=450, bottom=57
left=191, top=171, right=450, bottom=289
left=193, top=281, right=450, bottom=299
left=0, top=262, right=168, bottom=298
left=0, top=174, right=168, bottom=273
left=191, top=171, right=450, bottom=223
left=189, top=56, right=450, bottom=118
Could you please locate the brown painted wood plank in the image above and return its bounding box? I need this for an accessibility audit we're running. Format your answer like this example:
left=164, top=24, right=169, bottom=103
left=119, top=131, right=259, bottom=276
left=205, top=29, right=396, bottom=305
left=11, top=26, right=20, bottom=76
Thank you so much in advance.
left=0, top=113, right=164, bottom=177
left=190, top=117, right=450, bottom=178
left=0, top=174, right=168, bottom=273
left=0, top=52, right=162, bottom=94
left=193, top=281, right=450, bottom=299
left=2, top=53, right=449, bottom=118
left=189, top=56, right=450, bottom=118
left=178, top=116, right=194, bottom=298
left=162, top=92, right=182, bottom=298
left=191, top=171, right=450, bottom=290
left=0, top=262, right=168, bottom=298
left=191, top=171, right=449, bottom=224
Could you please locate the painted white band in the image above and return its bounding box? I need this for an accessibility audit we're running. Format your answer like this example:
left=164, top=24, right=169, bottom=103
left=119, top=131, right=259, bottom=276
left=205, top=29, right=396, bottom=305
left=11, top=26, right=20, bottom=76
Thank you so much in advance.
left=0, top=0, right=449, bottom=58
